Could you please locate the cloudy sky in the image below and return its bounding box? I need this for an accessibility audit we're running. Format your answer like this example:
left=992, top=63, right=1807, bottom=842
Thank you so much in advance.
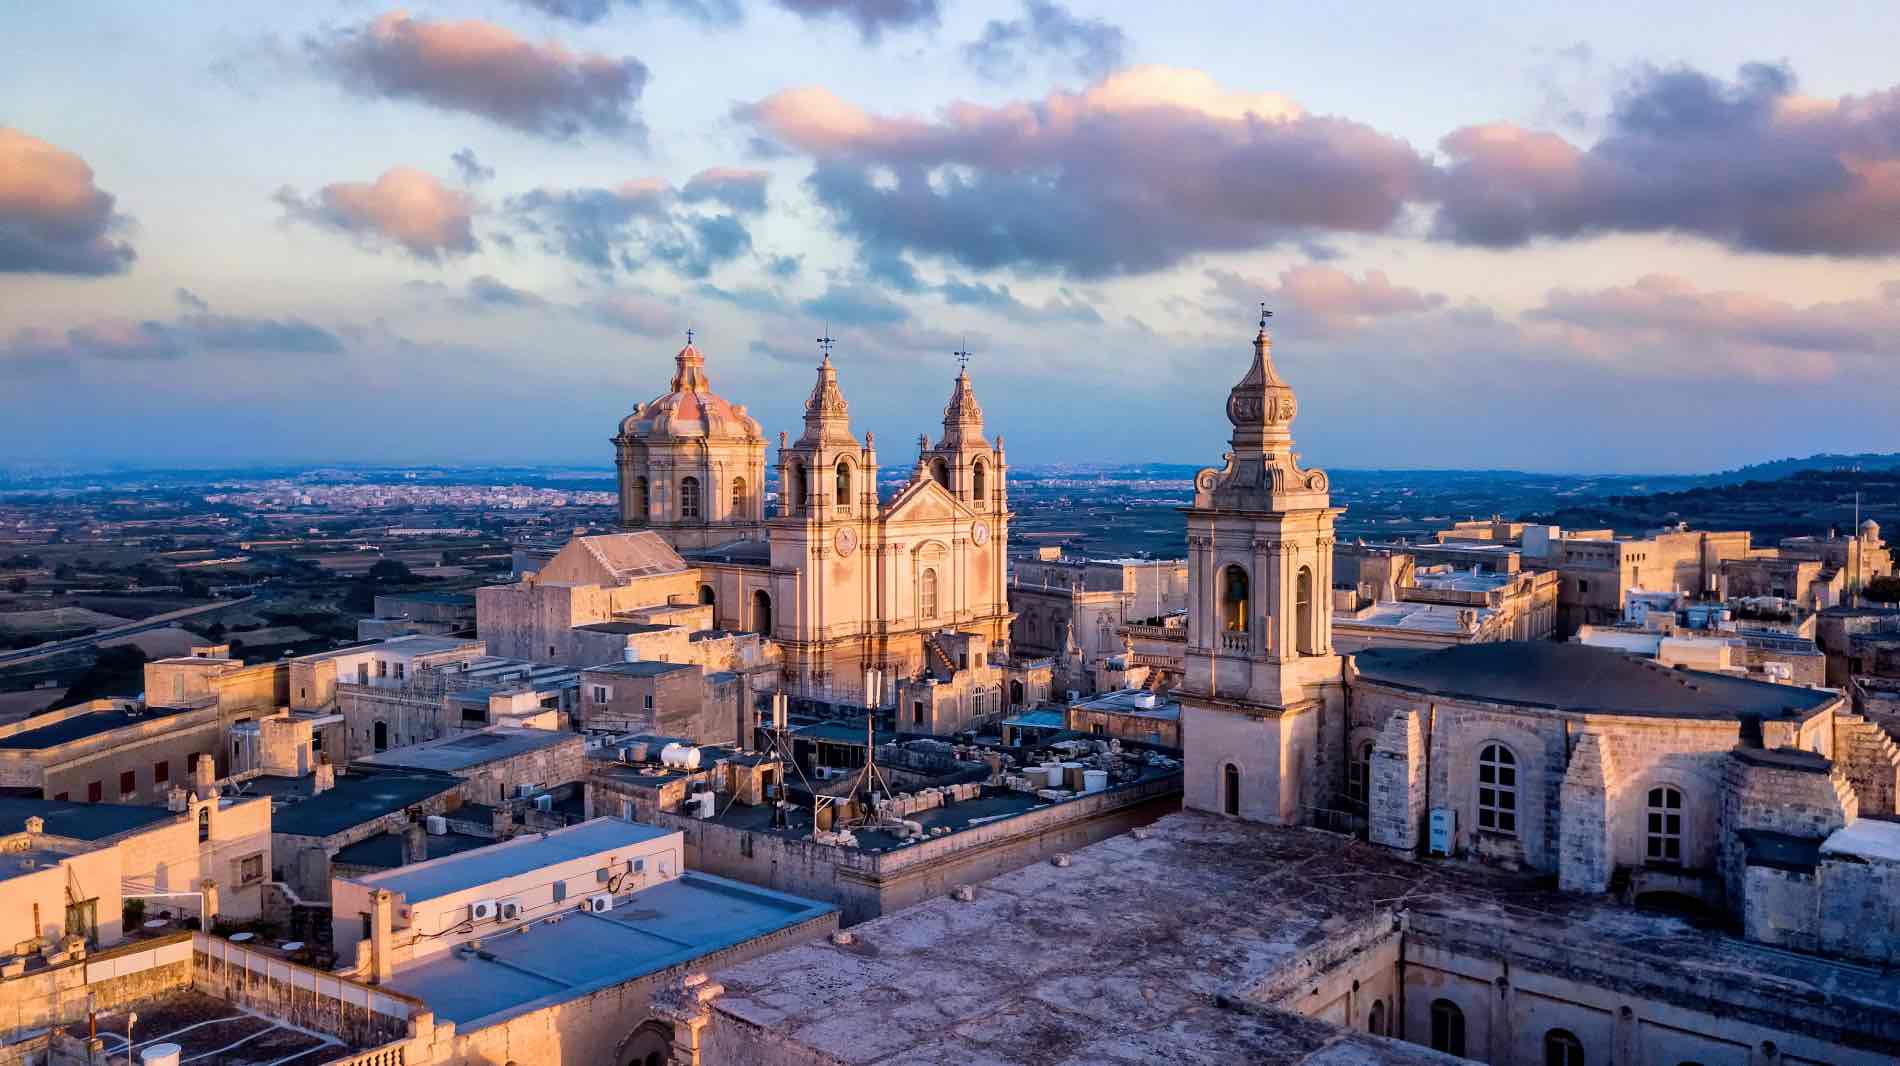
left=5, top=1, right=1900, bottom=474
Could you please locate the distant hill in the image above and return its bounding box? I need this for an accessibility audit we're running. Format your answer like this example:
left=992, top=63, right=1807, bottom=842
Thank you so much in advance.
left=1527, top=467, right=1900, bottom=541
left=1697, top=453, right=1900, bottom=486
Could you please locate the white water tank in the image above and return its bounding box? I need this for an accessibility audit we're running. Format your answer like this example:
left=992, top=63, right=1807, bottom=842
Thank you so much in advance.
left=141, top=1044, right=183, bottom=1066
left=661, top=743, right=702, bottom=770
left=1082, top=770, right=1108, bottom=793
left=1132, top=691, right=1159, bottom=710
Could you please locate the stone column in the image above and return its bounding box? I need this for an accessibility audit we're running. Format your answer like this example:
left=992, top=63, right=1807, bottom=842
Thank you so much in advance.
left=653, top=972, right=726, bottom=1066
left=1369, top=710, right=1425, bottom=852
left=1559, top=733, right=1616, bottom=895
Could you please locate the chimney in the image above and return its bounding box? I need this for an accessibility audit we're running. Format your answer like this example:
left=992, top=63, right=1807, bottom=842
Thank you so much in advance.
left=312, top=755, right=335, bottom=795
left=370, top=888, right=395, bottom=984
left=191, top=754, right=217, bottom=800
left=402, top=822, right=428, bottom=864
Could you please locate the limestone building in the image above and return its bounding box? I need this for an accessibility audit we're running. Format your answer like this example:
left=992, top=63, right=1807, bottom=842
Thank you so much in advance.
left=1177, top=310, right=1346, bottom=824
left=612, top=338, right=1014, bottom=708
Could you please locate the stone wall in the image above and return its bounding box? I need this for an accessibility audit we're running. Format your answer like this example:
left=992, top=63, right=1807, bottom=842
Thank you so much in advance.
left=1717, top=750, right=1855, bottom=910
left=0, top=935, right=193, bottom=1038
left=1831, top=713, right=1900, bottom=815
left=653, top=775, right=1180, bottom=925
left=1367, top=707, right=1424, bottom=852
left=1816, top=846, right=1900, bottom=965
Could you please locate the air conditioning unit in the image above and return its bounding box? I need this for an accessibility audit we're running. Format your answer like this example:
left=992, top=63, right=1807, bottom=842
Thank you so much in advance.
left=583, top=893, right=614, bottom=914
left=534, top=794, right=554, bottom=812
left=424, top=815, right=448, bottom=836
left=469, top=899, right=497, bottom=923
left=498, top=899, right=521, bottom=921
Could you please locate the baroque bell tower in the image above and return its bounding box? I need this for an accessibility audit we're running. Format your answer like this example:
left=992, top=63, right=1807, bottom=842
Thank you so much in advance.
left=1178, top=308, right=1344, bottom=824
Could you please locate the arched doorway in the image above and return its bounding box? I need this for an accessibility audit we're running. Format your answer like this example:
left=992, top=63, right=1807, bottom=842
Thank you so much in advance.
left=1222, top=763, right=1240, bottom=816
left=373, top=720, right=389, bottom=752
left=616, top=1020, right=674, bottom=1066
left=1009, top=680, right=1025, bottom=707
left=752, top=590, right=773, bottom=635
left=699, top=584, right=715, bottom=606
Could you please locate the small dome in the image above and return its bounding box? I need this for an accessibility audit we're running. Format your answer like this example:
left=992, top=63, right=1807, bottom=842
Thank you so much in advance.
left=1862, top=518, right=1881, bottom=538
left=617, top=342, right=763, bottom=443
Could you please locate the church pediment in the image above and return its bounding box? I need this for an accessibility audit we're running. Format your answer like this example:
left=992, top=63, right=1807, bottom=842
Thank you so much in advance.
left=881, top=477, right=975, bottom=526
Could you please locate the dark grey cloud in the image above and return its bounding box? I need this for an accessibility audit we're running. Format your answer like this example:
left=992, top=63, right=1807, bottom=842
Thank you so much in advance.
left=512, top=0, right=742, bottom=25
left=0, top=127, right=137, bottom=276
left=740, top=72, right=1432, bottom=278
left=507, top=179, right=751, bottom=278
left=774, top=0, right=939, bottom=42
left=1433, top=62, right=1900, bottom=255
left=304, top=12, right=649, bottom=142
left=2, top=311, right=344, bottom=364
left=466, top=275, right=546, bottom=309
left=680, top=167, right=770, bottom=213
left=451, top=148, right=495, bottom=184
left=801, top=284, right=910, bottom=325
left=864, top=250, right=924, bottom=293
left=940, top=279, right=1100, bottom=324
left=963, top=0, right=1126, bottom=83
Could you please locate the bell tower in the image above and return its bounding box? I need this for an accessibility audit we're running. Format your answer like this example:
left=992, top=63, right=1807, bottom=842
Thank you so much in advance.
left=1178, top=308, right=1344, bottom=824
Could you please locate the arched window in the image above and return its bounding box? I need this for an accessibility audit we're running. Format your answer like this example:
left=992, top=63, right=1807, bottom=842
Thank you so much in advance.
left=698, top=584, right=715, bottom=607
left=751, top=590, right=773, bottom=635
left=633, top=476, right=649, bottom=520
left=1545, top=1029, right=1584, bottom=1066
left=373, top=720, right=389, bottom=752
left=836, top=460, right=852, bottom=506
left=679, top=476, right=701, bottom=519
left=1349, top=739, right=1374, bottom=812
left=1430, top=1000, right=1465, bottom=1056
left=931, top=457, right=950, bottom=490
left=731, top=476, right=747, bottom=516
left=1646, top=785, right=1683, bottom=865
left=1222, top=565, right=1250, bottom=632
left=920, top=568, right=939, bottom=619
left=1478, top=743, right=1517, bottom=835
left=1367, top=999, right=1386, bottom=1036
left=197, top=806, right=210, bottom=843
left=972, top=460, right=987, bottom=504
left=1296, top=566, right=1315, bottom=654
left=1222, top=763, right=1240, bottom=816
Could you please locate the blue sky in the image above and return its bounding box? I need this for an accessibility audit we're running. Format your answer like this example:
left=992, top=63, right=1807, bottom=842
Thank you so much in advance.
left=4, top=1, right=1900, bottom=474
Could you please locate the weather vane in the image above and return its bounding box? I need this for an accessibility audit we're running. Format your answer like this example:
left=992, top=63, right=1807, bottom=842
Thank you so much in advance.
left=1259, top=303, right=1273, bottom=330
left=816, top=328, right=835, bottom=357
left=953, top=342, right=971, bottom=371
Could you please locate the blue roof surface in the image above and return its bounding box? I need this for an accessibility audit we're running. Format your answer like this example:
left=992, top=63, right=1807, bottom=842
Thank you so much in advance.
left=384, top=872, right=834, bottom=1026
left=0, top=796, right=175, bottom=839
left=0, top=706, right=189, bottom=750
left=363, top=818, right=672, bottom=903
left=1003, top=709, right=1067, bottom=729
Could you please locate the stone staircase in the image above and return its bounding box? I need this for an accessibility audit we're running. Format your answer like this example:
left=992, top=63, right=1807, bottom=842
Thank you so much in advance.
left=1834, top=712, right=1900, bottom=816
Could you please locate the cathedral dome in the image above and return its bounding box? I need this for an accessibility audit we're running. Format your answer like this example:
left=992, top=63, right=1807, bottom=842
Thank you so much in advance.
left=618, top=341, right=763, bottom=443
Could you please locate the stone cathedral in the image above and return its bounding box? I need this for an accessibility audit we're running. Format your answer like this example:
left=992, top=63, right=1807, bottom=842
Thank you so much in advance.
left=612, top=338, right=1014, bottom=707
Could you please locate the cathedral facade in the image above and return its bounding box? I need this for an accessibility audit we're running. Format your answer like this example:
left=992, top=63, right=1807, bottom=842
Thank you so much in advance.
left=614, top=339, right=1014, bottom=708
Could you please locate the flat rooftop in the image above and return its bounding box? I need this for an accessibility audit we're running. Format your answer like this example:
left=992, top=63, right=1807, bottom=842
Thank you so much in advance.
left=332, top=828, right=494, bottom=871
left=356, top=727, right=575, bottom=774
left=1343, top=600, right=1496, bottom=633
left=295, top=635, right=481, bottom=662
left=361, top=817, right=671, bottom=903
left=711, top=811, right=1900, bottom=1065
left=75, top=989, right=376, bottom=1064
left=575, top=621, right=677, bottom=635
left=1073, top=689, right=1180, bottom=720
left=586, top=658, right=696, bottom=676
left=383, top=872, right=833, bottom=1027
left=1353, top=641, right=1837, bottom=720
left=0, top=705, right=191, bottom=750
left=0, top=796, right=174, bottom=839
left=257, top=770, right=460, bottom=839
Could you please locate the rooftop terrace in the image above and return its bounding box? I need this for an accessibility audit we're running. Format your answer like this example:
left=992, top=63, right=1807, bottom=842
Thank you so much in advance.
left=362, top=817, right=671, bottom=903
left=250, top=769, right=460, bottom=839
left=356, top=726, right=574, bottom=774
left=384, top=871, right=834, bottom=1027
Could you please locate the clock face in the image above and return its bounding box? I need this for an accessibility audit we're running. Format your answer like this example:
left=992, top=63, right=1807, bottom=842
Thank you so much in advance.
left=971, top=521, right=990, bottom=546
left=834, top=526, right=859, bottom=556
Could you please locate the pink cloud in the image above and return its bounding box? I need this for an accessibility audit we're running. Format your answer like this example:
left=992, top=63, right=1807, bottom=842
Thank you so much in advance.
left=1207, top=265, right=1444, bottom=336
left=276, top=167, right=477, bottom=261
left=0, top=128, right=136, bottom=276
